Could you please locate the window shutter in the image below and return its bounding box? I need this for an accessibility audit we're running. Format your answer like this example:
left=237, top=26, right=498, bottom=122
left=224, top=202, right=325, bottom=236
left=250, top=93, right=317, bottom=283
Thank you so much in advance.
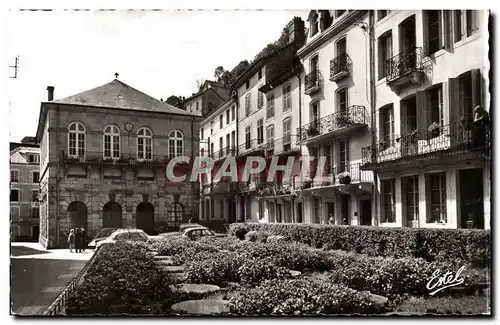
left=401, top=100, right=408, bottom=135
left=443, top=10, right=453, bottom=50
left=471, top=69, right=482, bottom=110
left=416, top=91, right=427, bottom=134
left=448, top=78, right=460, bottom=146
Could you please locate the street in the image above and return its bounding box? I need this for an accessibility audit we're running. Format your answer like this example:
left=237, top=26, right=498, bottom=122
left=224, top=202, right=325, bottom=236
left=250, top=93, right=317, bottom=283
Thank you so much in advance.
left=10, top=243, right=93, bottom=316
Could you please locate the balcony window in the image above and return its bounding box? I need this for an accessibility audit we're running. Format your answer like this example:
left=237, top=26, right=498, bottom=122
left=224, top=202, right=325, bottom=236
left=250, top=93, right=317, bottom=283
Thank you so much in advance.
left=380, top=104, right=394, bottom=149
left=282, top=85, right=291, bottom=112
left=10, top=170, right=19, bottom=183
left=378, top=31, right=392, bottom=80
left=324, top=144, right=332, bottom=175
left=266, top=125, right=275, bottom=150
left=427, top=85, right=444, bottom=138
left=219, top=137, right=223, bottom=155
left=210, top=143, right=214, bottom=156
left=337, top=87, right=348, bottom=114
left=231, top=131, right=236, bottom=150
left=257, top=91, right=264, bottom=109
left=426, top=10, right=441, bottom=55
left=10, top=189, right=21, bottom=202
left=245, top=93, right=251, bottom=116
left=283, top=118, right=291, bottom=151
left=103, top=125, right=120, bottom=159
left=403, top=176, right=419, bottom=225
left=381, top=179, right=396, bottom=223
left=245, top=126, right=251, bottom=149
left=137, top=128, right=153, bottom=161
left=267, top=94, right=275, bottom=118
left=426, top=172, right=447, bottom=223
left=311, top=101, right=320, bottom=122
left=226, top=134, right=231, bottom=154
left=68, top=122, right=86, bottom=158
left=338, top=140, right=349, bottom=173
left=257, top=119, right=264, bottom=144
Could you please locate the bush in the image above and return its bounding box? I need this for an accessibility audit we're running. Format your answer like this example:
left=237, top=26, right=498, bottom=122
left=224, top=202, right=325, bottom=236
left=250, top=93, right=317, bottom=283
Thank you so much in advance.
left=229, top=223, right=490, bottom=267
left=66, top=242, right=175, bottom=315
left=236, top=257, right=290, bottom=284
left=229, top=277, right=388, bottom=315
left=245, top=230, right=259, bottom=242
left=231, top=223, right=249, bottom=240
left=266, top=235, right=287, bottom=244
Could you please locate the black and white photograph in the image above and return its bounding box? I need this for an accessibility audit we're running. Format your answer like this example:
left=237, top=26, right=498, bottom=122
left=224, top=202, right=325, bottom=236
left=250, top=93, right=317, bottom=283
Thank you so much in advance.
left=5, top=4, right=493, bottom=317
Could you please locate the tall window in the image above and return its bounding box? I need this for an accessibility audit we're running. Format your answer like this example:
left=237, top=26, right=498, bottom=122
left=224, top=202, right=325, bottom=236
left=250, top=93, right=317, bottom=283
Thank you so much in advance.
left=282, top=85, right=291, bottom=111
left=454, top=10, right=479, bottom=43
left=336, top=37, right=347, bottom=56
left=137, top=127, right=153, bottom=161
left=283, top=118, right=292, bottom=149
left=311, top=101, right=320, bottom=122
left=226, top=134, right=230, bottom=154
left=324, top=144, right=332, bottom=175
left=381, top=104, right=394, bottom=148
left=231, top=131, right=236, bottom=150
left=168, top=130, right=184, bottom=158
left=245, top=126, right=251, bottom=149
left=245, top=93, right=251, bottom=116
left=210, top=142, right=214, bottom=156
left=231, top=105, right=236, bottom=121
left=381, top=179, right=396, bottom=223
left=210, top=121, right=214, bottom=135
left=266, top=125, right=275, bottom=150
left=31, top=190, right=39, bottom=202
left=258, top=69, right=263, bottom=80
left=167, top=203, right=184, bottom=226
left=200, top=127, right=204, bottom=140
left=219, top=114, right=223, bottom=128
left=32, top=207, right=40, bottom=218
left=337, top=87, right=348, bottom=114
left=10, top=207, right=20, bottom=220
left=426, top=10, right=442, bottom=55
left=28, top=154, right=39, bottom=163
left=31, top=171, right=40, bottom=183
left=219, top=137, right=223, bottom=153
left=426, top=172, right=447, bottom=223
left=10, top=189, right=21, bottom=202
left=196, top=102, right=199, bottom=111
left=103, top=125, right=120, bottom=159
left=68, top=122, right=85, bottom=158
left=310, top=12, right=319, bottom=36
left=257, top=91, right=264, bottom=109
left=267, top=94, right=275, bottom=118
left=10, top=170, right=19, bottom=183
left=226, top=109, right=230, bottom=125
left=428, top=85, right=444, bottom=137
left=339, top=140, right=349, bottom=172
left=403, top=176, right=419, bottom=224
left=378, top=32, right=392, bottom=79
left=257, top=119, right=264, bottom=144
left=459, top=72, right=473, bottom=122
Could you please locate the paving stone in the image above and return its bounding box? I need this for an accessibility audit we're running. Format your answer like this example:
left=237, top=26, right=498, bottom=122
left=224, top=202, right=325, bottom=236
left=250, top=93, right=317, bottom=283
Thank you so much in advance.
left=154, top=255, right=173, bottom=261
left=155, top=259, right=176, bottom=266
left=289, top=270, right=301, bottom=277
left=171, top=300, right=230, bottom=315
left=163, top=265, right=184, bottom=273
left=169, top=273, right=188, bottom=282
left=172, top=284, right=220, bottom=295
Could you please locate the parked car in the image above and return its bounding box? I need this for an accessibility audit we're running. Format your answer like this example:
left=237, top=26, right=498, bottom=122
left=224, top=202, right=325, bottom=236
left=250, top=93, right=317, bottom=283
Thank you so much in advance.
left=182, top=227, right=216, bottom=240
left=87, top=228, right=117, bottom=249
left=95, top=229, right=149, bottom=249
left=158, top=223, right=203, bottom=237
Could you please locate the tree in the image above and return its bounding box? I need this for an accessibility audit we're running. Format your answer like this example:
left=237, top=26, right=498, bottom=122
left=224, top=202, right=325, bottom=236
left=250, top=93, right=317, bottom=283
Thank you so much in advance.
left=196, top=79, right=205, bottom=91
left=214, top=66, right=225, bottom=82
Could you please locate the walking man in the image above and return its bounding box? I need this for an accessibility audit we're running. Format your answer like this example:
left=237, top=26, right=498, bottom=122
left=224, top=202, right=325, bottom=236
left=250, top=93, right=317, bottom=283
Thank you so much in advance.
left=68, top=229, right=75, bottom=253
left=74, top=228, right=82, bottom=253
left=81, top=228, right=87, bottom=252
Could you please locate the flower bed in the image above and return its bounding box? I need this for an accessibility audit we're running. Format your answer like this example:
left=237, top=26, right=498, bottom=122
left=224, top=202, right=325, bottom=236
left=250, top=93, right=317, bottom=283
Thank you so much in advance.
left=65, top=242, right=175, bottom=315
left=228, top=223, right=490, bottom=267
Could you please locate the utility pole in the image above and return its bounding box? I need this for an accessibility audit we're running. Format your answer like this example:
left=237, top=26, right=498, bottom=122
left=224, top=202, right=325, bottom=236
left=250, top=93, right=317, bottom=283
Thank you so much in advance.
left=10, top=56, right=19, bottom=79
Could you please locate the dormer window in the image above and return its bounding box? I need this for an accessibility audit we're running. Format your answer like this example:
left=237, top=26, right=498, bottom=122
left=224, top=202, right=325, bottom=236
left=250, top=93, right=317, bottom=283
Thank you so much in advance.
left=310, top=11, right=319, bottom=36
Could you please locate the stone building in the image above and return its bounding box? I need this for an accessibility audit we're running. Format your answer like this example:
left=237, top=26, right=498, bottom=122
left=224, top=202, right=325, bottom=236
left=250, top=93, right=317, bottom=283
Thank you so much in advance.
left=35, top=77, right=202, bottom=248
left=176, top=80, right=232, bottom=117
left=10, top=138, right=40, bottom=241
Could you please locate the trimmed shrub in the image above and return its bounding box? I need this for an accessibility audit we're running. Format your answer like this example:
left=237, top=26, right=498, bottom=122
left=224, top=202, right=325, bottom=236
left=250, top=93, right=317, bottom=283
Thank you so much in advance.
left=266, top=235, right=287, bottom=244
left=229, top=277, right=388, bottom=315
left=232, top=223, right=249, bottom=240
left=66, top=242, right=175, bottom=315
left=245, top=230, right=259, bottom=242
left=229, top=223, right=490, bottom=267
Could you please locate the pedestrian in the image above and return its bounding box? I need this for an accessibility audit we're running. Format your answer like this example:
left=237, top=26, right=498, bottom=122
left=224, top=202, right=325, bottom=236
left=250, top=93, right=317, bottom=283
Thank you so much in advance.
left=188, top=218, right=193, bottom=224
left=68, top=229, right=75, bottom=253
left=328, top=214, right=335, bottom=225
left=74, top=228, right=82, bottom=253
left=472, top=105, right=490, bottom=148
left=81, top=227, right=87, bottom=252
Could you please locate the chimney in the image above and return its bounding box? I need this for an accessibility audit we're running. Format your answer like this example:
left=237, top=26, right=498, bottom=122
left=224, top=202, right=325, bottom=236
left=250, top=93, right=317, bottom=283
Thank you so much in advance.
left=47, top=86, right=54, bottom=101
left=287, top=17, right=305, bottom=48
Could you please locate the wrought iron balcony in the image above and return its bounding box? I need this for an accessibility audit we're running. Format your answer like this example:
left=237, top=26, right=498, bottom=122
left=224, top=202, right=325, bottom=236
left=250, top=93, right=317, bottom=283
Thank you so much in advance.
left=61, top=151, right=169, bottom=166
left=330, top=53, right=352, bottom=81
left=304, top=70, right=322, bottom=95
left=256, top=181, right=297, bottom=198
left=361, top=120, right=491, bottom=168
left=265, top=135, right=299, bottom=157
left=386, top=47, right=424, bottom=90
left=210, top=146, right=237, bottom=160
left=237, top=139, right=267, bottom=157
left=303, top=162, right=373, bottom=189
left=297, top=105, right=368, bottom=143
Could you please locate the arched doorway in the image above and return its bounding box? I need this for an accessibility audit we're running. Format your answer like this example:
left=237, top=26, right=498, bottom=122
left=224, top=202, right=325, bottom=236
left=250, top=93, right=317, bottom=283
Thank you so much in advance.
left=103, top=202, right=122, bottom=228
left=136, top=202, right=155, bottom=234
left=67, top=201, right=88, bottom=230
left=167, top=203, right=184, bottom=228
left=32, top=225, right=40, bottom=241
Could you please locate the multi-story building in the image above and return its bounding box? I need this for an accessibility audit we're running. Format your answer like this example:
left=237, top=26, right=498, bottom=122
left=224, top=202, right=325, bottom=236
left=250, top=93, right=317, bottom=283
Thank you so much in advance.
left=232, top=17, right=306, bottom=223
left=10, top=138, right=41, bottom=241
left=177, top=80, right=231, bottom=117
left=296, top=10, right=375, bottom=226
left=361, top=10, right=490, bottom=229
left=35, top=77, right=202, bottom=248
left=199, top=97, right=238, bottom=226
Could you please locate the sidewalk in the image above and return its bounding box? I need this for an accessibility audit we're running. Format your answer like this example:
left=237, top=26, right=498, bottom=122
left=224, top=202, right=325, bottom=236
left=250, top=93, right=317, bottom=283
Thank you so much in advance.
left=10, top=242, right=94, bottom=316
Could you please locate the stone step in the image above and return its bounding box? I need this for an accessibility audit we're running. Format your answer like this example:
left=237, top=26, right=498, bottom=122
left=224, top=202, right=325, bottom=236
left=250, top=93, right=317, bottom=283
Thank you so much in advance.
left=370, top=293, right=388, bottom=307
left=163, top=265, right=184, bottom=273
left=154, top=255, right=173, bottom=260
left=155, top=259, right=177, bottom=266
left=171, top=284, right=220, bottom=295
left=169, top=272, right=188, bottom=282
left=289, top=270, right=301, bottom=277
left=171, top=300, right=230, bottom=315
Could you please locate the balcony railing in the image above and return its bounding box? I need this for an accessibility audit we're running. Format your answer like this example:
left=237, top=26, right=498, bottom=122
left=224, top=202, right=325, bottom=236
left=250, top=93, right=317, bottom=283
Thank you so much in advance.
left=386, top=47, right=423, bottom=84
left=238, top=139, right=267, bottom=156
left=265, top=135, right=299, bottom=157
left=297, top=105, right=368, bottom=143
left=361, top=120, right=491, bottom=166
left=61, top=151, right=170, bottom=166
left=304, top=70, right=321, bottom=94
left=300, top=162, right=373, bottom=189
left=330, top=53, right=352, bottom=81
left=210, top=146, right=237, bottom=160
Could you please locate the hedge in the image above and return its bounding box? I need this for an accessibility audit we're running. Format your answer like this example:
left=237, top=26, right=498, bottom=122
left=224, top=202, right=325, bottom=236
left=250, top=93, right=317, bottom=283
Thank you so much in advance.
left=228, top=223, right=490, bottom=267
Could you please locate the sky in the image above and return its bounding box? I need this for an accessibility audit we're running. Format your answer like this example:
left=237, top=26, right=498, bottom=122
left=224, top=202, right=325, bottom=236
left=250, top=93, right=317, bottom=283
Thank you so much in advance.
left=6, top=9, right=308, bottom=142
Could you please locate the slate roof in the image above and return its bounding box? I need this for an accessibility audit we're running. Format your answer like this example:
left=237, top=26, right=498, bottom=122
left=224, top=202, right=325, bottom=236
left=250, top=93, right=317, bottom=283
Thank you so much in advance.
left=48, top=79, right=198, bottom=116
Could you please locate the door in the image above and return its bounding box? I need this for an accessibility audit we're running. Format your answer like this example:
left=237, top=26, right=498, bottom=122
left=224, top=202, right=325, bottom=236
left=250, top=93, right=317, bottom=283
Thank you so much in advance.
left=326, top=202, right=335, bottom=224
left=360, top=200, right=372, bottom=225
left=459, top=168, right=484, bottom=229
left=340, top=195, right=350, bottom=225
left=296, top=202, right=303, bottom=223
left=277, top=203, right=282, bottom=223
left=400, top=15, right=416, bottom=70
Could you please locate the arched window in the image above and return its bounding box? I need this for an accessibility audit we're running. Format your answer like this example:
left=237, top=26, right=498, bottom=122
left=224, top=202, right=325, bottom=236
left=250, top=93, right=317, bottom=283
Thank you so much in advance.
left=309, top=11, right=319, bottom=36
left=310, top=100, right=320, bottom=122
left=169, top=130, right=184, bottom=158
left=167, top=203, right=184, bottom=226
left=336, top=87, right=349, bottom=114
left=137, top=127, right=153, bottom=161
left=68, top=122, right=86, bottom=158
left=103, top=125, right=121, bottom=159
